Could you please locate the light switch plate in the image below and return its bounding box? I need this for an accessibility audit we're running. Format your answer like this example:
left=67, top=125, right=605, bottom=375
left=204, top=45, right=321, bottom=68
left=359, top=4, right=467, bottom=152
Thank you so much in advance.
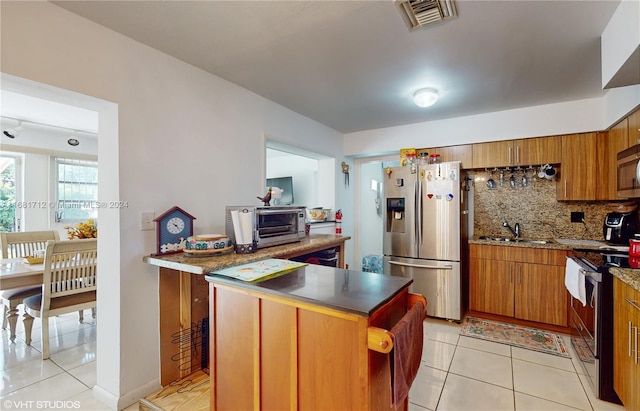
left=141, top=211, right=155, bottom=231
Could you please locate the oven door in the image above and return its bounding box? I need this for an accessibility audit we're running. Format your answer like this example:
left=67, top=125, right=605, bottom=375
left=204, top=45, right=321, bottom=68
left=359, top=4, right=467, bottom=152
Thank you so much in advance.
left=569, top=274, right=600, bottom=393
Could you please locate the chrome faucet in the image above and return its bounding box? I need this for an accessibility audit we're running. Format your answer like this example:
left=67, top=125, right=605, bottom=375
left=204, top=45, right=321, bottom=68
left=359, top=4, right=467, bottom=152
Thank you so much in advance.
left=503, top=221, right=520, bottom=238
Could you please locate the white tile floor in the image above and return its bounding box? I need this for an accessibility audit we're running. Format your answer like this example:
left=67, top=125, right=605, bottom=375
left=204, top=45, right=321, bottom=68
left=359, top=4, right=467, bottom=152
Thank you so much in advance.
left=409, top=318, right=627, bottom=411
left=0, top=310, right=137, bottom=411
left=0, top=311, right=628, bottom=411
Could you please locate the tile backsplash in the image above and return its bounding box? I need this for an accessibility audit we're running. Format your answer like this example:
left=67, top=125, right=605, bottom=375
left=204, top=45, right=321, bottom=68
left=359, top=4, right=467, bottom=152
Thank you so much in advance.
left=471, top=168, right=637, bottom=241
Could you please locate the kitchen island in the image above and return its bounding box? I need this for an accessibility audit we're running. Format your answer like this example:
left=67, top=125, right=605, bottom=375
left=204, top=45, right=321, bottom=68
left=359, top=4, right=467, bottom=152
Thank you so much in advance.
left=205, top=264, right=420, bottom=410
left=143, top=234, right=350, bottom=385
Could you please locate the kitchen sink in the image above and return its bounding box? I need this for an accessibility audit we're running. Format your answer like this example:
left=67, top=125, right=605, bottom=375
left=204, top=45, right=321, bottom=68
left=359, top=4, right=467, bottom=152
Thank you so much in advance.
left=478, top=236, right=553, bottom=245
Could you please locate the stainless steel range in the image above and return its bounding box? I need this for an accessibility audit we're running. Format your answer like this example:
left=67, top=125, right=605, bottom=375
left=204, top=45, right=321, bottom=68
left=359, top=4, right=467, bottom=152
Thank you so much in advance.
left=568, top=249, right=624, bottom=404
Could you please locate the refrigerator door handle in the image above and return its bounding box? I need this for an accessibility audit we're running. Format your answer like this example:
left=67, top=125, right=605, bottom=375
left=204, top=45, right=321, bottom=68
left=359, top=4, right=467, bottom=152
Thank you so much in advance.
left=417, top=175, right=423, bottom=245
left=389, top=260, right=454, bottom=270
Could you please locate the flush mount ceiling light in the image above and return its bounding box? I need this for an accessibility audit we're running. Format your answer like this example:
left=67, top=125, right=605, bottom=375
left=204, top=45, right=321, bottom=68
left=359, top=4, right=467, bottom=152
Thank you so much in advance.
left=413, top=88, right=439, bottom=108
left=67, top=131, right=80, bottom=146
left=3, top=121, right=24, bottom=138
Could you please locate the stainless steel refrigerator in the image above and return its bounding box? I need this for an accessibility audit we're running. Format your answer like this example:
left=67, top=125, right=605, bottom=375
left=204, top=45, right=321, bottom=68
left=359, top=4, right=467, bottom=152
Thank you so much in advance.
left=383, top=161, right=470, bottom=321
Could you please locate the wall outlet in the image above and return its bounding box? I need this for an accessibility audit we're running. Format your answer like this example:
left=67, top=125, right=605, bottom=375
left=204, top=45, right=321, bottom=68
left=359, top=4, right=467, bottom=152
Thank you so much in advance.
left=571, top=211, right=585, bottom=223
left=140, top=211, right=155, bottom=231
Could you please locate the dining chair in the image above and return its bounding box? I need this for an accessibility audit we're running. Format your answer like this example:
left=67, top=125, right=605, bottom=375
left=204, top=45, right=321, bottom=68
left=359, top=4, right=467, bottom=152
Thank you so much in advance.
left=0, top=230, right=60, bottom=342
left=23, top=238, right=97, bottom=359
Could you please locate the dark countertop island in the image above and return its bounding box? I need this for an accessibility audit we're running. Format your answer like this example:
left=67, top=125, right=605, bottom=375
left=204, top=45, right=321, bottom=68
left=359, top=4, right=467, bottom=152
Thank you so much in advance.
left=207, top=264, right=412, bottom=316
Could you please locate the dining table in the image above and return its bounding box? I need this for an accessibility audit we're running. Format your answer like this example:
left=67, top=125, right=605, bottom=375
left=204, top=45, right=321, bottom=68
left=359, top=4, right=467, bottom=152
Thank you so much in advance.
left=0, top=258, right=45, bottom=290
left=1, top=258, right=45, bottom=342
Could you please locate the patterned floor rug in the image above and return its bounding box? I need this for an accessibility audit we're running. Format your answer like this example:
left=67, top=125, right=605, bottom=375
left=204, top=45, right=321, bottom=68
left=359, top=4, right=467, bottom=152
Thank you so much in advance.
left=460, top=316, right=571, bottom=358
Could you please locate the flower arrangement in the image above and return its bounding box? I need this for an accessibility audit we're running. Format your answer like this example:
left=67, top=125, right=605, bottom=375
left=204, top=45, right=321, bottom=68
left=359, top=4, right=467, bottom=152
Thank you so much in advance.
left=65, top=219, right=98, bottom=239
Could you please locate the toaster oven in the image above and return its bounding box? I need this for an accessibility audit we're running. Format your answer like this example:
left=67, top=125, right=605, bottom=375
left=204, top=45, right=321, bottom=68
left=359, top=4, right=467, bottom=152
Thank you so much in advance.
left=225, top=206, right=306, bottom=249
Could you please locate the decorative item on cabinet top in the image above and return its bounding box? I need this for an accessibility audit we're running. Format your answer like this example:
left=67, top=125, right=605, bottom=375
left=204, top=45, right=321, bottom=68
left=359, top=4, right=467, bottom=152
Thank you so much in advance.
left=153, top=206, right=195, bottom=255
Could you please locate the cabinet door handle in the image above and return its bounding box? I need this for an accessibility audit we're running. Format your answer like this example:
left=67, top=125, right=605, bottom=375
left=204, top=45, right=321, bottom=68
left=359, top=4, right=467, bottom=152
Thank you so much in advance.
left=625, top=298, right=640, bottom=311
left=629, top=320, right=633, bottom=357
left=518, top=266, right=522, bottom=284
left=509, top=266, right=513, bottom=283
left=634, top=324, right=638, bottom=364
left=508, top=147, right=512, bottom=165
left=516, top=146, right=520, bottom=165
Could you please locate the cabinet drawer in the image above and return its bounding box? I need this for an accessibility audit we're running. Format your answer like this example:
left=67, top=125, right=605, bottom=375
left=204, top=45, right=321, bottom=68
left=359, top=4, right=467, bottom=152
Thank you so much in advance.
left=470, top=244, right=566, bottom=265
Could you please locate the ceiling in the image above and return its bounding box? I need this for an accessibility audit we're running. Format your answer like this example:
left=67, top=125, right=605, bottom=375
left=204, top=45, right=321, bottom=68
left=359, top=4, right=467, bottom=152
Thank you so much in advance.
left=20, top=1, right=627, bottom=134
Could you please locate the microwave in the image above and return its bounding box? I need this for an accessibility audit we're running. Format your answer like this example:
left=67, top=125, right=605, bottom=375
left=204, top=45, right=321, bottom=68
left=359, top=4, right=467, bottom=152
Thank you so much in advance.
left=617, top=144, right=640, bottom=198
left=225, top=205, right=306, bottom=249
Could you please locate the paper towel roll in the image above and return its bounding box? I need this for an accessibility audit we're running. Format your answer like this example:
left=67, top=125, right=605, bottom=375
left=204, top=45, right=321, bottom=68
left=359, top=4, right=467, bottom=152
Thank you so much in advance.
left=230, top=210, right=243, bottom=244
left=238, top=209, right=254, bottom=245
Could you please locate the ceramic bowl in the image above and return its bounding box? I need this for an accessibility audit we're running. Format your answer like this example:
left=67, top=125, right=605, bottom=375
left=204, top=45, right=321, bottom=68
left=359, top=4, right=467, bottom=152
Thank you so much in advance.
left=307, top=208, right=331, bottom=221
left=185, top=234, right=232, bottom=251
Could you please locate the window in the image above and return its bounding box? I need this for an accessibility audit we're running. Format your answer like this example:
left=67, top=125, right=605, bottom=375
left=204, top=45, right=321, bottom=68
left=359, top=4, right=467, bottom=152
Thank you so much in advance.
left=0, top=155, right=20, bottom=232
left=55, top=158, right=98, bottom=222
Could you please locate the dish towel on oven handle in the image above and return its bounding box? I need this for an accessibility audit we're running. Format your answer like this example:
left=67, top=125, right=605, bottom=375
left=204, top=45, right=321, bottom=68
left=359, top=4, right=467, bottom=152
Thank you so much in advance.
left=564, top=257, right=587, bottom=306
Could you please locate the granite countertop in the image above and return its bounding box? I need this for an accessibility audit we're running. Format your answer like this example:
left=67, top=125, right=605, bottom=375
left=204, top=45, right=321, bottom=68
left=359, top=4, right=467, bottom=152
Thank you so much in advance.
left=468, top=237, right=614, bottom=251
left=206, top=264, right=412, bottom=316
left=143, top=234, right=350, bottom=274
left=609, top=268, right=640, bottom=292
left=469, top=237, right=570, bottom=250
left=469, top=237, right=640, bottom=292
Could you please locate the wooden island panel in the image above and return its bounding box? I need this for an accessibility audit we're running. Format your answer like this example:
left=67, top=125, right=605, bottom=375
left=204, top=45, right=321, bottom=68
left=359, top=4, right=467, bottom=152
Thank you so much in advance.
left=207, top=266, right=416, bottom=411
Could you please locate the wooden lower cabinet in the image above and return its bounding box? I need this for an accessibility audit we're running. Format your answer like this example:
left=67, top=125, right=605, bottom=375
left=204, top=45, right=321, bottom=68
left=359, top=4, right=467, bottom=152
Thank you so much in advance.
left=515, top=263, right=566, bottom=325
left=209, top=282, right=411, bottom=410
left=469, top=245, right=568, bottom=327
left=469, top=258, right=513, bottom=317
left=613, top=277, right=640, bottom=410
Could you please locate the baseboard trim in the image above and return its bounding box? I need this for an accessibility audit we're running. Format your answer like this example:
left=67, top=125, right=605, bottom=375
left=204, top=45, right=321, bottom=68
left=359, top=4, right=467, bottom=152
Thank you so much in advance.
left=93, top=379, right=161, bottom=410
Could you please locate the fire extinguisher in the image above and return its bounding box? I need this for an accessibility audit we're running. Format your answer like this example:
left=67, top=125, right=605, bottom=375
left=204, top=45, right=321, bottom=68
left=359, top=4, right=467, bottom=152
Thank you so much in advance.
left=335, top=209, right=342, bottom=234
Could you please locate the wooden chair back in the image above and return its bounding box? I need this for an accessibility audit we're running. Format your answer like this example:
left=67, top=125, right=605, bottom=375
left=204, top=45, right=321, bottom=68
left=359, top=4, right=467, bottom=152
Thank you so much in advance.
left=41, top=239, right=97, bottom=312
left=0, top=230, right=60, bottom=258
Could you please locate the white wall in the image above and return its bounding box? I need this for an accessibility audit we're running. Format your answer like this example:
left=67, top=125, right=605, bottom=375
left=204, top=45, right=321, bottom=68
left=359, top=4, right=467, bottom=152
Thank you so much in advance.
left=344, top=89, right=640, bottom=157
left=601, top=0, right=640, bottom=88
left=0, top=2, right=344, bottom=409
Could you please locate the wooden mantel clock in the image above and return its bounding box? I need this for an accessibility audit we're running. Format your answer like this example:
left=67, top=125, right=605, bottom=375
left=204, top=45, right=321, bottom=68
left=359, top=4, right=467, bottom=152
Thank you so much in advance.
left=153, top=206, right=196, bottom=255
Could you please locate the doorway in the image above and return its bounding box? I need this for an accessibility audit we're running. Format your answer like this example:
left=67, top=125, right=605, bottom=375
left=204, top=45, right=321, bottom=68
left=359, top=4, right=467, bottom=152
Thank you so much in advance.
left=354, top=156, right=399, bottom=271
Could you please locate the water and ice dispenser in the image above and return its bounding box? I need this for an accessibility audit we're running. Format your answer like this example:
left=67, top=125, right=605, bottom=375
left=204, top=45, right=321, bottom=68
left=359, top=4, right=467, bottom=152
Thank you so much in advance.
left=386, top=197, right=405, bottom=233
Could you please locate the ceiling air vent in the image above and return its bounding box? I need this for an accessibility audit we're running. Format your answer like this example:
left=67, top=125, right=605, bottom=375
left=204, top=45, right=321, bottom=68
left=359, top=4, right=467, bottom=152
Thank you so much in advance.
left=396, top=0, right=457, bottom=30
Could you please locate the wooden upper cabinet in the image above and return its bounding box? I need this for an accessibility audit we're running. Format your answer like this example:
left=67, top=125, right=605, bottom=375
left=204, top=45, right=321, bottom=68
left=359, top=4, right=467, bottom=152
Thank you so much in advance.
left=472, top=140, right=514, bottom=168
left=628, top=107, right=640, bottom=147
left=472, top=136, right=562, bottom=169
left=416, top=145, right=473, bottom=168
left=557, top=133, right=597, bottom=200
left=516, top=136, right=562, bottom=165
left=437, top=145, right=473, bottom=168
left=597, top=123, right=627, bottom=200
